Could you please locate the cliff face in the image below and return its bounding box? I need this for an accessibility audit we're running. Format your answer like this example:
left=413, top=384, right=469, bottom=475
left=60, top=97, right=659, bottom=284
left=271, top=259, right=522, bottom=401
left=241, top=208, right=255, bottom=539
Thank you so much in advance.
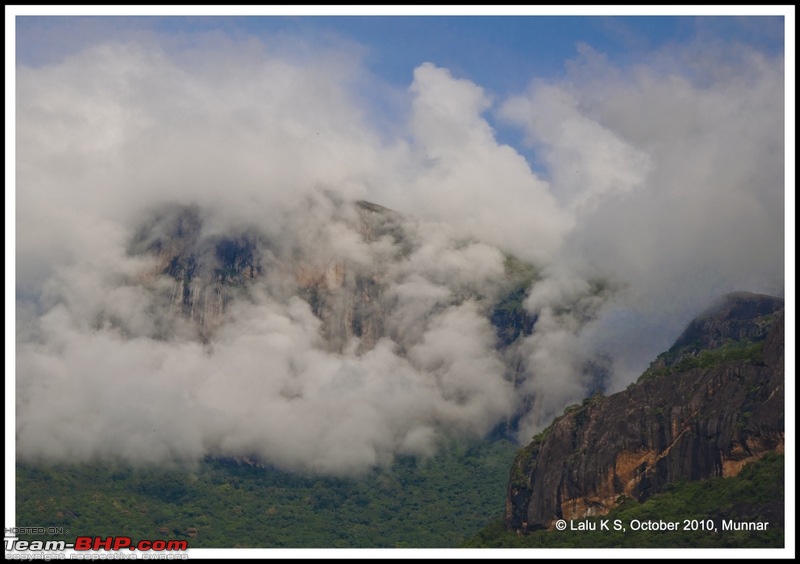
left=129, top=200, right=535, bottom=353
left=129, top=201, right=404, bottom=347
left=130, top=205, right=264, bottom=339
left=294, top=200, right=408, bottom=353
left=505, top=293, right=785, bottom=532
left=657, top=291, right=784, bottom=367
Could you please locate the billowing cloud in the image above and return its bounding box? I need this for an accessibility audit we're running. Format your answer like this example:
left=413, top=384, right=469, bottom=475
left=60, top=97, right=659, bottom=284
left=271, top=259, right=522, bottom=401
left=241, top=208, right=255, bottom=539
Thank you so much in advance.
left=500, top=41, right=784, bottom=436
left=15, top=27, right=784, bottom=473
left=393, top=63, right=572, bottom=265
left=499, top=81, right=653, bottom=216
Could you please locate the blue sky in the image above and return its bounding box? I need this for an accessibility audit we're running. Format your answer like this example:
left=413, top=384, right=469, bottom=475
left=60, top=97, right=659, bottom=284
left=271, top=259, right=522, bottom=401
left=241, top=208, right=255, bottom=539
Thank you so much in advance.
left=13, top=11, right=787, bottom=174
left=14, top=13, right=785, bottom=97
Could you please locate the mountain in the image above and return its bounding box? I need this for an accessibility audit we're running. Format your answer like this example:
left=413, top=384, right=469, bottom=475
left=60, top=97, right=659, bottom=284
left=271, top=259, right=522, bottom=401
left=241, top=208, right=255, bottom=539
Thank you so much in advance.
left=129, top=199, right=530, bottom=351
left=129, top=203, right=263, bottom=340
left=504, top=292, right=785, bottom=533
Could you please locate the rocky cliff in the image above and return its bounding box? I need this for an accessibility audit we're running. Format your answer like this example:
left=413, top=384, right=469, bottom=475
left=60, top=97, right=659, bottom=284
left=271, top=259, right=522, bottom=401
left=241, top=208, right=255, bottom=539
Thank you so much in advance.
left=130, top=204, right=264, bottom=339
left=129, top=199, right=537, bottom=353
left=295, top=200, right=410, bottom=353
left=505, top=292, right=785, bottom=532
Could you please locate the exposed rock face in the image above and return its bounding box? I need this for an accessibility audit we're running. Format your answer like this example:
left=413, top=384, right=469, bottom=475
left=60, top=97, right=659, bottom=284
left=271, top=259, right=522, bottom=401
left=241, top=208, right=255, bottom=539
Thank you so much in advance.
left=665, top=291, right=784, bottom=362
left=130, top=205, right=264, bottom=339
left=130, top=200, right=535, bottom=354
left=294, top=200, right=407, bottom=353
left=505, top=293, right=785, bottom=532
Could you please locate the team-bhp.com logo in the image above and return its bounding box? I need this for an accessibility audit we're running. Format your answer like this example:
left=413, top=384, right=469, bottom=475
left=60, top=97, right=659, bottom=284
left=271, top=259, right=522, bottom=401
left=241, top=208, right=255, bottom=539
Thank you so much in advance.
left=6, top=535, right=188, bottom=552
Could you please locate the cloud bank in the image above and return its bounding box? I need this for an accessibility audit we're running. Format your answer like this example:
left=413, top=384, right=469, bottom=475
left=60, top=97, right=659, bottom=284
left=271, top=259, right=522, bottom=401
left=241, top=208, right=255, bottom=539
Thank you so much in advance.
left=15, top=29, right=785, bottom=473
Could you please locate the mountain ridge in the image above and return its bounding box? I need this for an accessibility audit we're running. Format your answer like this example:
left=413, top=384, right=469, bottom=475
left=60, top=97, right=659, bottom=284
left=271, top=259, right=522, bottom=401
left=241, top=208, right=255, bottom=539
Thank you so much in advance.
left=504, top=291, right=785, bottom=532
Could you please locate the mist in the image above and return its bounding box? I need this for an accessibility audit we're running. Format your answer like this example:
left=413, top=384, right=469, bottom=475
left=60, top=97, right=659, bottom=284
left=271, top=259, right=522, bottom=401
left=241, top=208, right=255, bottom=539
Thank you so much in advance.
left=15, top=29, right=785, bottom=474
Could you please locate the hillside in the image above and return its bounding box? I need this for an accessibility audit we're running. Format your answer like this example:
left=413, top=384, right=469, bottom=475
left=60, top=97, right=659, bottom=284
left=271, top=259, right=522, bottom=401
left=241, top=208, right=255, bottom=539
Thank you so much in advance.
left=16, top=439, right=517, bottom=548
left=502, top=292, right=784, bottom=541
left=466, top=451, right=784, bottom=548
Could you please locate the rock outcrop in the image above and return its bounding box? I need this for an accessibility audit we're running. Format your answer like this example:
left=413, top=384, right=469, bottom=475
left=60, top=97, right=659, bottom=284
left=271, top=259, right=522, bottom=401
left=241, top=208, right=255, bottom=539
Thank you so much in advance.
left=130, top=204, right=264, bottom=339
left=129, top=200, right=537, bottom=354
left=505, top=292, right=785, bottom=532
left=293, top=200, right=407, bottom=353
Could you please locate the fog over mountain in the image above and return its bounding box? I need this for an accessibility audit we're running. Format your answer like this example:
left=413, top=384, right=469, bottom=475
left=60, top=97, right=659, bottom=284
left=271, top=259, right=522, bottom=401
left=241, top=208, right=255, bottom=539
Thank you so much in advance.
left=15, top=31, right=785, bottom=475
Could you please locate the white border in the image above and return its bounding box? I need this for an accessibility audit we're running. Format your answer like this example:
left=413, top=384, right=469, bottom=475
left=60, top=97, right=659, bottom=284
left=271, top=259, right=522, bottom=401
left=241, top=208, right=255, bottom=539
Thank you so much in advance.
left=6, top=4, right=795, bottom=560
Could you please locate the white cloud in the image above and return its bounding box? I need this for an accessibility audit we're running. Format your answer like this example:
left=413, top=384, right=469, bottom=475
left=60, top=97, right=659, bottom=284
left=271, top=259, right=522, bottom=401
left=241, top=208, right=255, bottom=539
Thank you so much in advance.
left=15, top=29, right=785, bottom=471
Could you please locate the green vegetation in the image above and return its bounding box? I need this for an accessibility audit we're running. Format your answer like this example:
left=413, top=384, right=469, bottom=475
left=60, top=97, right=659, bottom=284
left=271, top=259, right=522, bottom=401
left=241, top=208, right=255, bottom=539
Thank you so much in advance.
left=16, top=439, right=517, bottom=548
left=491, top=255, right=539, bottom=347
left=464, top=452, right=784, bottom=548
left=639, top=340, right=765, bottom=383
left=502, top=254, right=538, bottom=287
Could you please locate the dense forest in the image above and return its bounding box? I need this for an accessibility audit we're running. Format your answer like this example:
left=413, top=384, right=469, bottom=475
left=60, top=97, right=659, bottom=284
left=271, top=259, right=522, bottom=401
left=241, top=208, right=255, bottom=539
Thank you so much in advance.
left=16, top=443, right=784, bottom=549
left=16, top=438, right=516, bottom=548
